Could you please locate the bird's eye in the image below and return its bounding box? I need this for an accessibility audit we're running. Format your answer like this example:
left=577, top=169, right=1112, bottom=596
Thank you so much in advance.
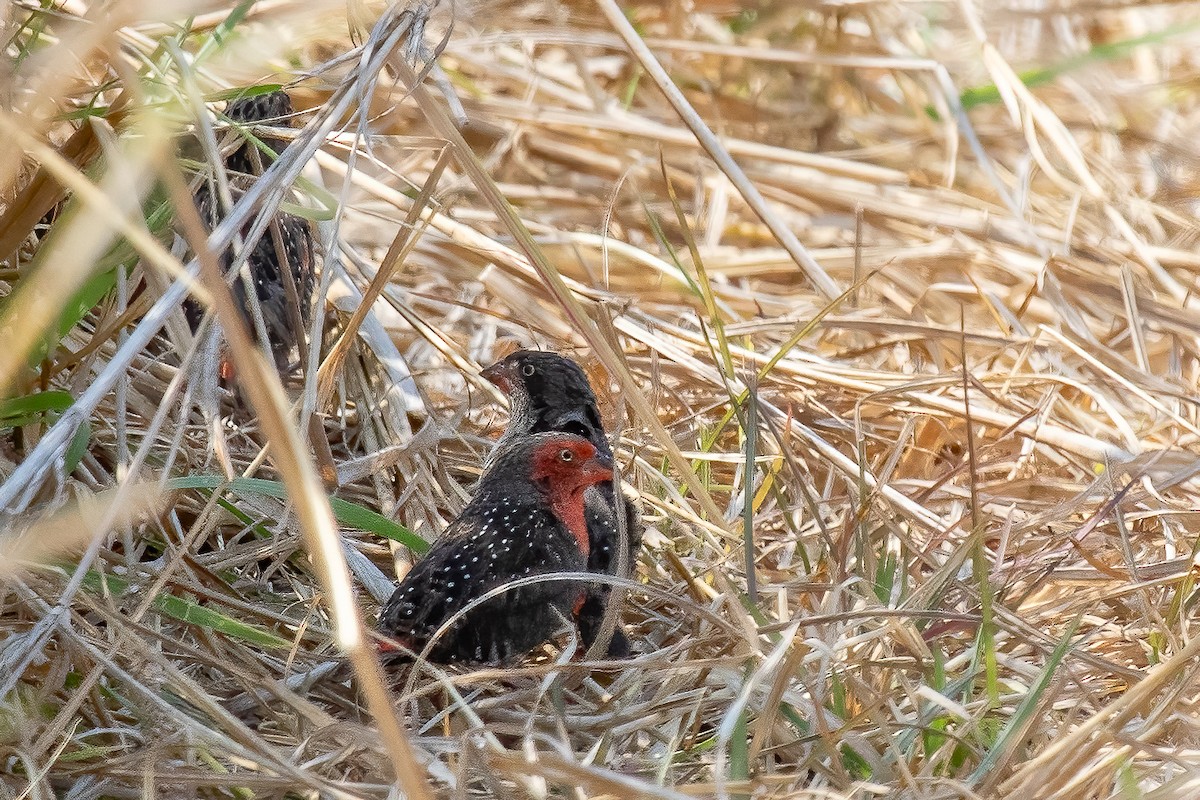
left=521, top=363, right=536, bottom=377
left=559, top=448, right=573, bottom=462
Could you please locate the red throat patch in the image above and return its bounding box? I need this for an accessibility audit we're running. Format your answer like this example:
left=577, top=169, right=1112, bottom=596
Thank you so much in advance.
left=530, top=437, right=612, bottom=558
left=551, top=488, right=591, bottom=558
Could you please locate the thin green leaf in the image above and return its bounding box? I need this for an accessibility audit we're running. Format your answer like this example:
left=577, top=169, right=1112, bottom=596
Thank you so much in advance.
left=204, top=84, right=284, bottom=103
left=741, top=378, right=758, bottom=605
left=166, top=475, right=428, bottom=552
left=79, top=569, right=292, bottom=650
left=63, top=420, right=90, bottom=474
left=968, top=614, right=1083, bottom=784
left=926, top=20, right=1200, bottom=118
left=0, top=390, right=74, bottom=424
left=195, top=0, right=260, bottom=61
left=730, top=706, right=750, bottom=800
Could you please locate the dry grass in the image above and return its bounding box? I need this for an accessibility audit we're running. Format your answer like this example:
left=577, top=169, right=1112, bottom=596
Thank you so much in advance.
left=5, top=0, right=1200, bottom=797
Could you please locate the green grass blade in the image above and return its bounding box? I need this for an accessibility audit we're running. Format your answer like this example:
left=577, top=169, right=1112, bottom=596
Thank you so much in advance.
left=741, top=377, right=758, bottom=605
left=0, top=390, right=74, bottom=426
left=927, top=20, right=1200, bottom=118
left=968, top=614, right=1083, bottom=785
left=79, top=569, right=292, bottom=650
left=166, top=475, right=427, bottom=552
left=730, top=706, right=750, bottom=800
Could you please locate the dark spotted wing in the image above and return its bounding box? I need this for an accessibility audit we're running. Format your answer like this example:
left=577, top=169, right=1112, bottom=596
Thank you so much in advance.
left=378, top=506, right=588, bottom=663
left=182, top=90, right=315, bottom=372
left=185, top=185, right=315, bottom=369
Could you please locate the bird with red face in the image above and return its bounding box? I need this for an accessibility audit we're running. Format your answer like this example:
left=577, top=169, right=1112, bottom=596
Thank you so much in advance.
left=377, top=433, right=613, bottom=663
left=480, top=350, right=642, bottom=658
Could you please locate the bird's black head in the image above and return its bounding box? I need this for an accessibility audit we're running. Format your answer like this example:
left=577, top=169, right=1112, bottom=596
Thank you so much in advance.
left=481, top=350, right=608, bottom=451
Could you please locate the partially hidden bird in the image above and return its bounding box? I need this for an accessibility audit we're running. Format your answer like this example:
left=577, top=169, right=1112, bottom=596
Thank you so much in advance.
left=184, top=90, right=316, bottom=375
left=377, top=433, right=613, bottom=663
left=480, top=350, right=642, bottom=658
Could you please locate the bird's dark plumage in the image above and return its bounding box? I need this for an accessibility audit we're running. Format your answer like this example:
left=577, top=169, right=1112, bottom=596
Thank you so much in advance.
left=378, top=433, right=613, bottom=663
left=480, top=350, right=642, bottom=658
left=220, top=91, right=295, bottom=176
left=184, top=90, right=316, bottom=373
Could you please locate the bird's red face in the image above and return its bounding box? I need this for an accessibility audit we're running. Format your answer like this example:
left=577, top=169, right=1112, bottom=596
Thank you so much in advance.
left=530, top=437, right=612, bottom=492
left=529, top=436, right=612, bottom=558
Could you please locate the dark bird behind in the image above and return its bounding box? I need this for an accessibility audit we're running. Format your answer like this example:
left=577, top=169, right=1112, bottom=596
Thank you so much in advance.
left=184, top=90, right=316, bottom=375
left=377, top=433, right=612, bottom=663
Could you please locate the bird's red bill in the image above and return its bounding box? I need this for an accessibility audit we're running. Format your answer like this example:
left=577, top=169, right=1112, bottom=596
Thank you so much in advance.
left=480, top=362, right=512, bottom=394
